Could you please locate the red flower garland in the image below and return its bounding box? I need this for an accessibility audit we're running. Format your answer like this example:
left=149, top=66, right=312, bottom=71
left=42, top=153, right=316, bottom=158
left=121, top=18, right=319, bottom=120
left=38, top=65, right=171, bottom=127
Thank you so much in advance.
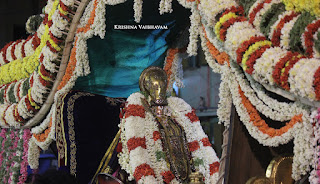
left=153, top=131, right=161, bottom=141
left=24, top=97, right=36, bottom=113
left=188, top=140, right=200, bottom=152
left=127, top=137, right=147, bottom=152
left=248, top=0, right=272, bottom=25
left=49, top=31, right=62, bottom=44
left=133, top=164, right=156, bottom=182
left=1, top=41, right=14, bottom=64
left=29, top=75, right=34, bottom=88
left=209, top=162, right=220, bottom=175
left=279, top=56, right=305, bottom=90
left=303, top=19, right=320, bottom=57
left=46, top=41, right=59, bottom=53
left=16, top=82, right=22, bottom=101
left=220, top=16, right=247, bottom=41
left=185, top=109, right=199, bottom=123
left=245, top=45, right=270, bottom=74
left=116, top=142, right=122, bottom=153
left=271, top=12, right=298, bottom=46
left=11, top=39, right=22, bottom=60
left=313, top=67, right=320, bottom=100
left=32, top=33, right=40, bottom=50
left=2, top=105, right=10, bottom=125
left=220, top=6, right=244, bottom=18
left=272, top=51, right=298, bottom=86
left=201, top=137, right=211, bottom=147
left=236, top=36, right=266, bottom=64
left=125, top=104, right=145, bottom=118
left=161, top=171, right=175, bottom=184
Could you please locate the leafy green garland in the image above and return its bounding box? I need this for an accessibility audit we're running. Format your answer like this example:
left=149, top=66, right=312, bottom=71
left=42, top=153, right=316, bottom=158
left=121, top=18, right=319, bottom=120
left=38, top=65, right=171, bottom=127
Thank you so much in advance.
left=239, top=0, right=258, bottom=16
left=0, top=79, right=30, bottom=104
left=259, top=3, right=286, bottom=36
left=289, top=12, right=316, bottom=53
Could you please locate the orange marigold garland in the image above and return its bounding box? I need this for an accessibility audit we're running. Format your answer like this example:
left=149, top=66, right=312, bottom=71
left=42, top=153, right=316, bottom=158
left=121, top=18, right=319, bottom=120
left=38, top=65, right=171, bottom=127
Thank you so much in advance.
left=238, top=85, right=302, bottom=137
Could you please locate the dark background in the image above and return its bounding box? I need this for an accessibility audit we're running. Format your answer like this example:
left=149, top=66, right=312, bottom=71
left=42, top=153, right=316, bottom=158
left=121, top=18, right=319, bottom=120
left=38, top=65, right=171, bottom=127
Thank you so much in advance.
left=0, top=0, right=46, bottom=48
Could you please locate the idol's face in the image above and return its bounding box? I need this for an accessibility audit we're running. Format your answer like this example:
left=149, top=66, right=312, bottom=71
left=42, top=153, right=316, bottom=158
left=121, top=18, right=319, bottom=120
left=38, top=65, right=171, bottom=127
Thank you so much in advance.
left=146, top=74, right=167, bottom=106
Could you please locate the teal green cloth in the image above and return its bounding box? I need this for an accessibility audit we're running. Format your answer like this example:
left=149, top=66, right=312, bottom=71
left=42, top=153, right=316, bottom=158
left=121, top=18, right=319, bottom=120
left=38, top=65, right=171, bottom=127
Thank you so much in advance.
left=73, top=0, right=190, bottom=97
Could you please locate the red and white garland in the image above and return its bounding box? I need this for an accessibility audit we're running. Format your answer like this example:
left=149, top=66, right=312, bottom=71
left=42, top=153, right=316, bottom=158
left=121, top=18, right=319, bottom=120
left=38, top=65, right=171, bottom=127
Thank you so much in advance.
left=118, top=92, right=220, bottom=184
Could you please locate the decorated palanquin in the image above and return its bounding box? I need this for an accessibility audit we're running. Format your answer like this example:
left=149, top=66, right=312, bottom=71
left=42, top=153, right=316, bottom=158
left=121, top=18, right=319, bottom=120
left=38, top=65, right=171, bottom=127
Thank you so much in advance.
left=3, top=0, right=320, bottom=183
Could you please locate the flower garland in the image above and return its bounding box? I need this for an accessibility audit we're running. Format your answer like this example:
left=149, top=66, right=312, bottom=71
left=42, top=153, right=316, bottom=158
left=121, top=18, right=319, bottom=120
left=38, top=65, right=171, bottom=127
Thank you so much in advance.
left=0, top=0, right=76, bottom=128
left=302, top=19, right=320, bottom=58
left=281, top=0, right=320, bottom=18
left=231, top=62, right=303, bottom=121
left=163, top=48, right=185, bottom=93
left=0, top=129, right=32, bottom=183
left=226, top=64, right=313, bottom=179
left=118, top=92, right=220, bottom=184
left=269, top=11, right=298, bottom=45
left=249, top=0, right=281, bottom=29
left=309, top=108, right=320, bottom=184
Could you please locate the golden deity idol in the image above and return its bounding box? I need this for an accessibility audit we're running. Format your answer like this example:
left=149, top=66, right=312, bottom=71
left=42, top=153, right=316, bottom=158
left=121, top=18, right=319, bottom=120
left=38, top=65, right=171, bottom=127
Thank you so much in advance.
left=139, top=67, right=196, bottom=183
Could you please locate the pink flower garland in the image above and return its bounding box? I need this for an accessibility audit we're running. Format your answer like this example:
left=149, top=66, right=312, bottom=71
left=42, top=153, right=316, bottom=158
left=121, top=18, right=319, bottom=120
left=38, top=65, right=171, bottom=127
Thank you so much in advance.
left=18, top=129, right=31, bottom=184
left=0, top=128, right=7, bottom=169
left=7, top=130, right=19, bottom=184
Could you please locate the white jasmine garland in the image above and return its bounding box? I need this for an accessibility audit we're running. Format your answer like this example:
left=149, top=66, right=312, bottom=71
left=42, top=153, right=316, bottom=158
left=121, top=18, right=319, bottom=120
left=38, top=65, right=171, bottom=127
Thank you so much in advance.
left=79, top=0, right=94, bottom=27
left=292, top=111, right=313, bottom=180
left=231, top=62, right=295, bottom=121
left=251, top=0, right=281, bottom=28
left=30, top=109, right=56, bottom=150
left=51, top=10, right=69, bottom=33
left=92, top=0, right=106, bottom=39
left=159, top=0, right=173, bottom=15
left=309, top=109, right=320, bottom=184
left=280, top=15, right=300, bottom=50
left=252, top=47, right=287, bottom=85
left=27, top=138, right=40, bottom=169
left=187, top=4, right=201, bottom=56
left=228, top=66, right=303, bottom=146
left=217, top=65, right=232, bottom=126
left=133, top=0, right=143, bottom=23
left=224, top=21, right=262, bottom=60
left=175, top=0, right=193, bottom=9
left=105, top=0, right=127, bottom=5
left=288, top=58, right=320, bottom=100
left=203, top=25, right=227, bottom=54
left=245, top=72, right=305, bottom=116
